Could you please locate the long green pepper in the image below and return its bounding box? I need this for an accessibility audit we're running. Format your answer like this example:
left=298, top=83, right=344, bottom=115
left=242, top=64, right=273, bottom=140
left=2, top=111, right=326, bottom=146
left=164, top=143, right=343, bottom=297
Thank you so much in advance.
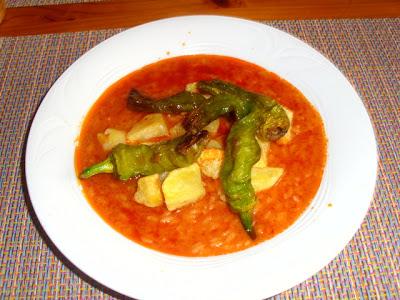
left=80, top=131, right=208, bottom=180
left=189, top=81, right=289, bottom=237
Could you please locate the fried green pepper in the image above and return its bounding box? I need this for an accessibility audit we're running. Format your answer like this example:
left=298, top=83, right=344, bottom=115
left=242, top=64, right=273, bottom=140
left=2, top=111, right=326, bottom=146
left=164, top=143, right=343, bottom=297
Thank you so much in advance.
left=220, top=112, right=261, bottom=238
left=186, top=80, right=289, bottom=141
left=190, top=81, right=288, bottom=237
left=128, top=89, right=205, bottom=113
left=79, top=131, right=208, bottom=180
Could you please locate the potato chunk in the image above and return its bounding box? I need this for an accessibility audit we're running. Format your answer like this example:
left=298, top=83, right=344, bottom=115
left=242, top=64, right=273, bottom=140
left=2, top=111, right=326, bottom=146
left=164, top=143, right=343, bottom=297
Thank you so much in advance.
left=162, top=163, right=206, bottom=210
left=97, top=128, right=126, bottom=152
left=251, top=167, right=284, bottom=192
left=134, top=174, right=164, bottom=207
left=206, top=139, right=223, bottom=149
left=203, top=118, right=220, bottom=134
left=277, top=107, right=294, bottom=144
left=169, top=123, right=186, bottom=138
left=197, top=148, right=224, bottom=179
left=253, top=138, right=270, bottom=168
left=127, top=113, right=168, bottom=143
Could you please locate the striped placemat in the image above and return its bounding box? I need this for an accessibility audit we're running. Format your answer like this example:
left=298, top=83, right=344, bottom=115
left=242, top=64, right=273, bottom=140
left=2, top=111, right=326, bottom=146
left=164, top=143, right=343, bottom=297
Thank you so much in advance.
left=0, top=18, right=399, bottom=299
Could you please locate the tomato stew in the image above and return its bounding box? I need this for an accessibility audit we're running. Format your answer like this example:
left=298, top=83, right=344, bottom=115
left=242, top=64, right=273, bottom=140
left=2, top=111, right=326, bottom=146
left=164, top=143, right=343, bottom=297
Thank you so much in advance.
left=75, top=55, right=327, bottom=256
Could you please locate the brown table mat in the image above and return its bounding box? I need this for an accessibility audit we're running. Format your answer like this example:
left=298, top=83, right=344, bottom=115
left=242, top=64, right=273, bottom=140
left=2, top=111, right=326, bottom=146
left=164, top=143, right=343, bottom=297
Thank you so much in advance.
left=1, top=19, right=399, bottom=299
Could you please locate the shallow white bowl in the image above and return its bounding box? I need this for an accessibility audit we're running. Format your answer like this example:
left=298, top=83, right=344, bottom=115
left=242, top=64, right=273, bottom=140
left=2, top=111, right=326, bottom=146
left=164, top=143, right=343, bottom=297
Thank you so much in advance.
left=25, top=16, right=377, bottom=299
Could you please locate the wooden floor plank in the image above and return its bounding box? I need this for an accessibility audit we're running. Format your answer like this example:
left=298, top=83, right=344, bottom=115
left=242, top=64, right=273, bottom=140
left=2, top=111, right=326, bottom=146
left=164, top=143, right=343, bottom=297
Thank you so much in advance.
left=0, top=0, right=399, bottom=36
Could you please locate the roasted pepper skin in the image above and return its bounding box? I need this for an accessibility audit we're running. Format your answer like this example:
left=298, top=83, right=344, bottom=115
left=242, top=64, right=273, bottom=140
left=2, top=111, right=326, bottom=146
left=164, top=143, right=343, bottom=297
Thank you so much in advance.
left=220, top=112, right=261, bottom=238
left=188, top=80, right=289, bottom=141
left=128, top=90, right=205, bottom=113
left=128, top=80, right=289, bottom=141
left=79, top=131, right=208, bottom=180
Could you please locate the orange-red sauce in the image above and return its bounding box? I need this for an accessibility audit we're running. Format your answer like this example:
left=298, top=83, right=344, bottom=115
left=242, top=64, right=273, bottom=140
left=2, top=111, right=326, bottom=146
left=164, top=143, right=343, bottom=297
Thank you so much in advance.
left=75, top=55, right=327, bottom=256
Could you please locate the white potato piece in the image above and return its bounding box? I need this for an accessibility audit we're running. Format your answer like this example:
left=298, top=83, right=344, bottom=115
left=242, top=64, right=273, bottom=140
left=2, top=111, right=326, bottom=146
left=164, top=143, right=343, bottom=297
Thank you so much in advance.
left=251, top=167, right=284, bottom=192
left=134, top=174, right=164, bottom=208
left=203, top=119, right=220, bottom=134
left=197, top=148, right=224, bottom=179
left=206, top=139, right=223, bottom=149
left=277, top=107, right=294, bottom=144
left=97, top=128, right=126, bottom=152
left=253, top=137, right=270, bottom=168
left=127, top=113, right=168, bottom=143
left=169, top=123, right=186, bottom=138
left=162, top=163, right=206, bottom=211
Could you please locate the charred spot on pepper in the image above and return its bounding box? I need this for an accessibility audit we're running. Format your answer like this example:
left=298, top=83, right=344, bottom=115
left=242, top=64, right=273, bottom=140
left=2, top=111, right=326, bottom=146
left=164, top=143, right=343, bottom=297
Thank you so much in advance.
left=128, top=88, right=206, bottom=114
left=176, top=130, right=209, bottom=155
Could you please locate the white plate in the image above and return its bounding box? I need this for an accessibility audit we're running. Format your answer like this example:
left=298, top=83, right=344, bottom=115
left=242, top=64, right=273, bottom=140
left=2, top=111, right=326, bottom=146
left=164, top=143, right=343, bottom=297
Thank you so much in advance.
left=25, top=16, right=377, bottom=299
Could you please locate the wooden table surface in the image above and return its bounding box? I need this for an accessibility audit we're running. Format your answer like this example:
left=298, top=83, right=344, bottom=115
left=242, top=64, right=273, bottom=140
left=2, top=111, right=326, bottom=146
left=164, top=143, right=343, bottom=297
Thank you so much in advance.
left=1, top=0, right=400, bottom=36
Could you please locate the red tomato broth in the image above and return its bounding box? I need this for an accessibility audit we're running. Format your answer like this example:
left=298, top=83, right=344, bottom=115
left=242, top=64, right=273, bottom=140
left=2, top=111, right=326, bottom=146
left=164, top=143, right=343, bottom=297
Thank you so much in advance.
left=75, top=55, right=327, bottom=256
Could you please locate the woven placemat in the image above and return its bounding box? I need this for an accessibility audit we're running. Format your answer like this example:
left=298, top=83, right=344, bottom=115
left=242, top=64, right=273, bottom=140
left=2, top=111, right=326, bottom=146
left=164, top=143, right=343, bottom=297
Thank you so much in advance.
left=0, top=19, right=399, bottom=299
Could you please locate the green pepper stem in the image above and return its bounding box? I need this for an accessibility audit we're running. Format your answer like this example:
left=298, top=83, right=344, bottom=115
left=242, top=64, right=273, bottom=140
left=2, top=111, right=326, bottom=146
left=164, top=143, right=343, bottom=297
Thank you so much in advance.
left=79, top=157, right=114, bottom=179
left=240, top=211, right=256, bottom=239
